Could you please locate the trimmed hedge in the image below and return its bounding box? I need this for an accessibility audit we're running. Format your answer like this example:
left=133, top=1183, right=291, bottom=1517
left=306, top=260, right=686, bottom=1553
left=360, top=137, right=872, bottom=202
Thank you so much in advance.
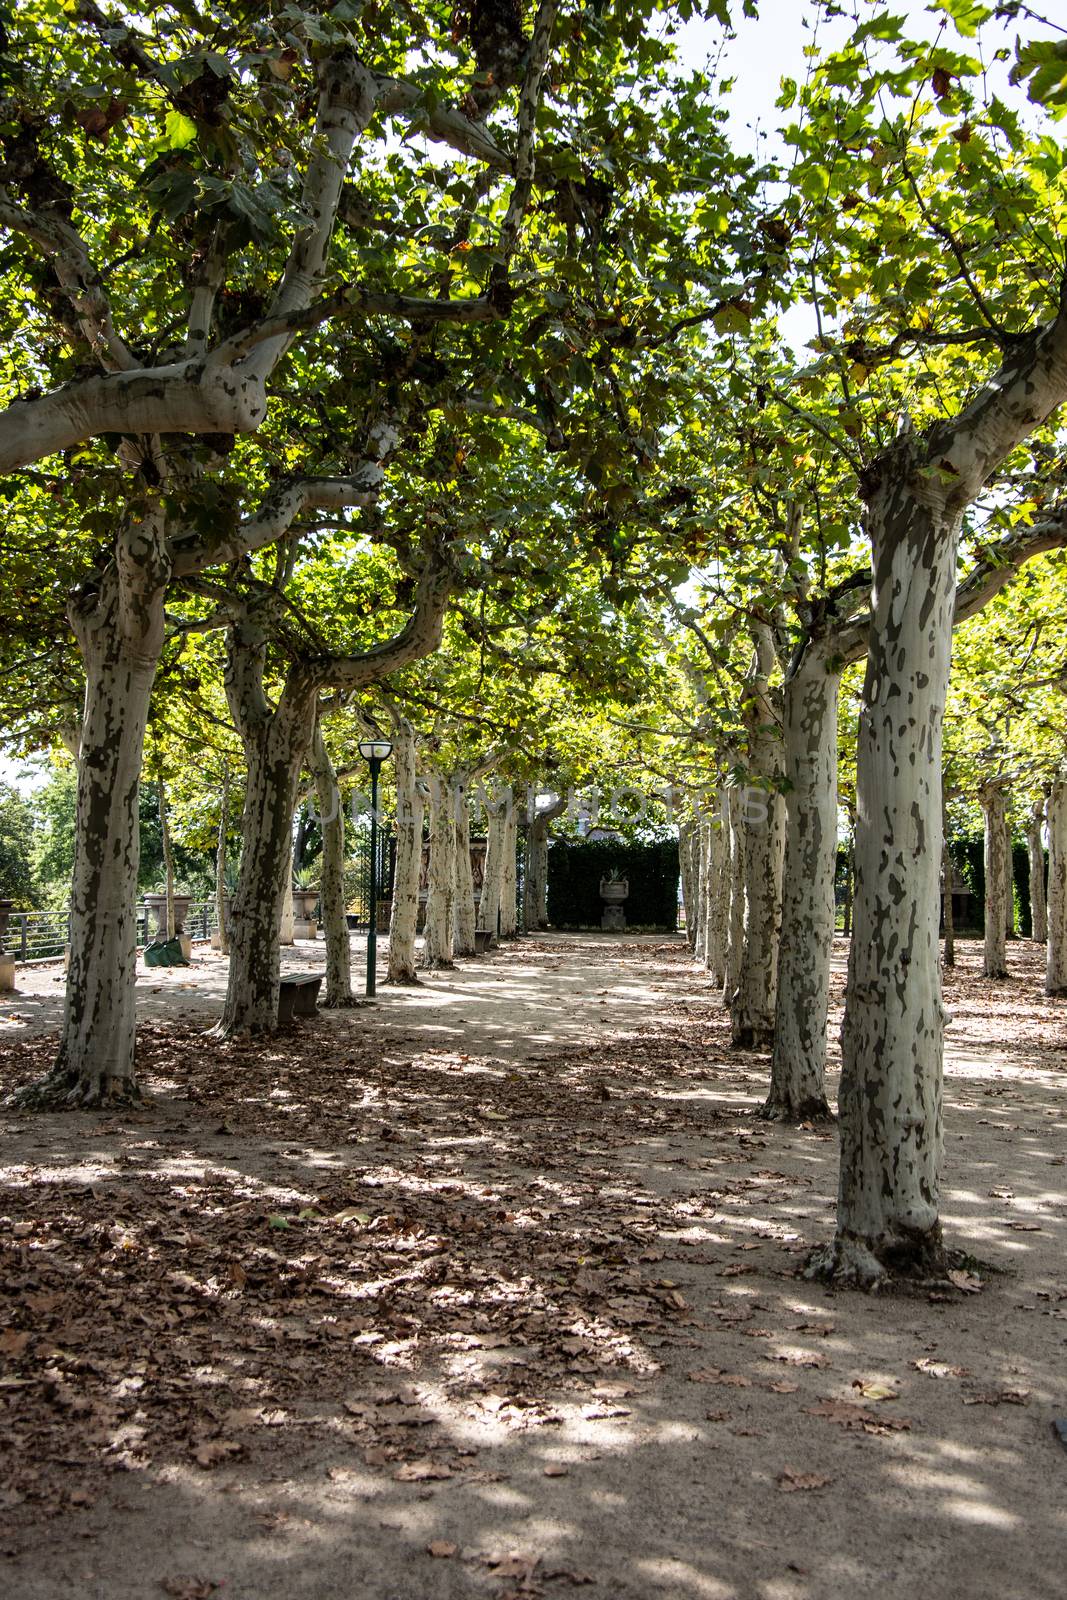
left=546, top=838, right=678, bottom=930
left=949, top=835, right=1040, bottom=935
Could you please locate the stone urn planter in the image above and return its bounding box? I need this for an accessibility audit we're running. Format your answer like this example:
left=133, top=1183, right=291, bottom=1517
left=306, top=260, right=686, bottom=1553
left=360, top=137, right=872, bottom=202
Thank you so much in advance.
left=292, top=888, right=319, bottom=940
left=599, top=873, right=629, bottom=931
left=0, top=899, right=12, bottom=990
left=144, top=892, right=193, bottom=936
left=293, top=889, right=319, bottom=921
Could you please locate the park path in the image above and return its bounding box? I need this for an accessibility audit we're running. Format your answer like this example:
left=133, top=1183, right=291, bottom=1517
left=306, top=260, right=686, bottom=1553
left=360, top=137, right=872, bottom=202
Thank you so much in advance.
left=0, top=931, right=678, bottom=1057
left=1, top=933, right=1066, bottom=1600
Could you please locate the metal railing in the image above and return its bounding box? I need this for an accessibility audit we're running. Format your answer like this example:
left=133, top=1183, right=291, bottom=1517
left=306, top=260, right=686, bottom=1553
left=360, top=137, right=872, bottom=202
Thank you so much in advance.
left=4, top=899, right=221, bottom=964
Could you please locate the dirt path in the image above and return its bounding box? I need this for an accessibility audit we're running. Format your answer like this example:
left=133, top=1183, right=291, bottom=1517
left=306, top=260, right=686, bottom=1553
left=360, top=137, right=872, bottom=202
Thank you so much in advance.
left=1, top=934, right=1066, bottom=1600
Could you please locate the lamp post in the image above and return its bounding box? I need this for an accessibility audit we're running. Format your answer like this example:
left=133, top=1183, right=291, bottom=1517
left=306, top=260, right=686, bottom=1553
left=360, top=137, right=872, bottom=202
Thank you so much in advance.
left=358, top=738, right=393, bottom=997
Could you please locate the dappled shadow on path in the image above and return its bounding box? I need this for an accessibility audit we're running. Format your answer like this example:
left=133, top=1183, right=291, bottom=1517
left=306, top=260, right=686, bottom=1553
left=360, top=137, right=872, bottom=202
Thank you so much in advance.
left=0, top=934, right=1065, bottom=1599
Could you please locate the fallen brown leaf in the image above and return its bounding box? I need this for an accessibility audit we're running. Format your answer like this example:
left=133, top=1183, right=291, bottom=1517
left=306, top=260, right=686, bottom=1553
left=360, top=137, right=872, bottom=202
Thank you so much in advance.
left=777, top=1469, right=833, bottom=1492
left=912, top=1358, right=967, bottom=1379
left=394, top=1460, right=454, bottom=1481
left=192, top=1440, right=242, bottom=1469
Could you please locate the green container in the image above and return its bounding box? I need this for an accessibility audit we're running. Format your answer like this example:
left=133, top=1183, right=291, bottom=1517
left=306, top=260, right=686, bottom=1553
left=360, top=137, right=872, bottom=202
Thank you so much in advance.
left=144, top=937, right=190, bottom=967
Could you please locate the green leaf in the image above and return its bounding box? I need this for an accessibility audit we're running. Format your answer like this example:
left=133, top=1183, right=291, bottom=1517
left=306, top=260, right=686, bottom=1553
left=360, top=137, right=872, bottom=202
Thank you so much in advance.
left=163, top=110, right=198, bottom=150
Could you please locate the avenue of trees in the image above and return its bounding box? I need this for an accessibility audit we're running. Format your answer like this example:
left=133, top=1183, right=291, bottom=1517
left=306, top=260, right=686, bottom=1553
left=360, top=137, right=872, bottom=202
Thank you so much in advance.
left=2, top=0, right=1067, bottom=1289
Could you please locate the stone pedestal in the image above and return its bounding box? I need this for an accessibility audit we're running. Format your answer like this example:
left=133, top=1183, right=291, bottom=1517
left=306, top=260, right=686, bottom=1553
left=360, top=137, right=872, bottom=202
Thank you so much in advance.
left=599, top=875, right=629, bottom=933
left=293, top=920, right=319, bottom=941
left=0, top=952, right=14, bottom=992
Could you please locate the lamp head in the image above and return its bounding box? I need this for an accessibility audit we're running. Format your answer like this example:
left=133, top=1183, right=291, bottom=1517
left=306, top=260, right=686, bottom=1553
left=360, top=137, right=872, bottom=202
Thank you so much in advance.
left=358, top=738, right=393, bottom=763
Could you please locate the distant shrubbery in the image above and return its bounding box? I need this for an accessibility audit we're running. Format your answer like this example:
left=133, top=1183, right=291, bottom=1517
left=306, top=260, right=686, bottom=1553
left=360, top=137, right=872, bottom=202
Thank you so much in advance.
left=547, top=838, right=678, bottom=930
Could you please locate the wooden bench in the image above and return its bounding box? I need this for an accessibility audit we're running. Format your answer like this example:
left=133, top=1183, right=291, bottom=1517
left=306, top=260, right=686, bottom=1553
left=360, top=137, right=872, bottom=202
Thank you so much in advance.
left=278, top=972, right=323, bottom=1024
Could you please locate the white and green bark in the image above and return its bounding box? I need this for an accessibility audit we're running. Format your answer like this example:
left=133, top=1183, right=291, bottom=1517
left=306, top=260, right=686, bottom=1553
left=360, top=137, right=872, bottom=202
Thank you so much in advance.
left=813, top=302, right=1067, bottom=1285
left=421, top=774, right=456, bottom=970
left=386, top=716, right=423, bottom=985
left=942, top=801, right=956, bottom=970
left=1028, top=797, right=1048, bottom=946
left=693, top=816, right=710, bottom=965
left=12, top=497, right=170, bottom=1107
left=157, top=776, right=177, bottom=940
left=479, top=790, right=507, bottom=941
left=722, top=784, right=746, bottom=1009
left=980, top=782, right=1010, bottom=979
left=524, top=795, right=565, bottom=931
left=218, top=624, right=315, bottom=1037
left=500, top=797, right=519, bottom=936
left=216, top=762, right=231, bottom=956
left=1047, top=777, right=1067, bottom=996
left=679, top=819, right=699, bottom=951
left=310, top=721, right=354, bottom=1006
left=814, top=474, right=958, bottom=1285
left=703, top=814, right=727, bottom=988
left=1005, top=819, right=1016, bottom=939
left=730, top=624, right=785, bottom=1049
left=764, top=639, right=841, bottom=1121
left=453, top=778, right=477, bottom=956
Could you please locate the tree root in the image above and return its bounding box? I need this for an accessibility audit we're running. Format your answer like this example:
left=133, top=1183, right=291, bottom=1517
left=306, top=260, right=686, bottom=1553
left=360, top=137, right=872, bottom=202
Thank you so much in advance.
left=805, top=1236, right=887, bottom=1290
left=7, top=1069, right=140, bottom=1111
left=731, top=1024, right=774, bottom=1050
left=805, top=1226, right=946, bottom=1291
left=321, top=995, right=369, bottom=1009
left=756, top=1094, right=835, bottom=1125
left=384, top=972, right=421, bottom=987
left=207, top=1018, right=276, bottom=1042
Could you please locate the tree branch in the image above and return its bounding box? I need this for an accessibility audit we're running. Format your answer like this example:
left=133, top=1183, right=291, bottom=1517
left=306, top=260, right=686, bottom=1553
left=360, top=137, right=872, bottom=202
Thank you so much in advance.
left=928, top=291, right=1067, bottom=507
left=304, top=545, right=454, bottom=691
left=373, top=76, right=514, bottom=172
left=169, top=468, right=385, bottom=577
left=209, top=283, right=500, bottom=368
left=0, top=191, right=136, bottom=372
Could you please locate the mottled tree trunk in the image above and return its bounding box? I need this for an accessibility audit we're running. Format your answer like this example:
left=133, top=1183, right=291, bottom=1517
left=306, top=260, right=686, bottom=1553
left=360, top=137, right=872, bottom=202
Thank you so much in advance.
left=980, top=782, right=1009, bottom=979
left=453, top=779, right=477, bottom=955
left=480, top=793, right=507, bottom=941
left=500, top=797, right=518, bottom=936
left=764, top=644, right=839, bottom=1120
left=704, top=815, right=727, bottom=986
left=813, top=484, right=959, bottom=1286
left=421, top=774, right=456, bottom=969
left=310, top=723, right=354, bottom=1006
left=722, top=785, right=746, bottom=1009
left=279, top=870, right=295, bottom=946
left=941, top=822, right=955, bottom=969
left=693, top=817, right=709, bottom=964
left=730, top=623, right=785, bottom=1048
left=157, top=777, right=176, bottom=940
left=679, top=819, right=698, bottom=951
left=1005, top=819, right=1016, bottom=939
left=1047, top=778, right=1067, bottom=996
left=386, top=719, right=422, bottom=984
left=216, top=763, right=231, bottom=956
left=14, top=499, right=170, bottom=1107
left=217, top=628, right=315, bottom=1037
left=813, top=305, right=1067, bottom=1283
left=841, top=823, right=855, bottom=938
left=524, top=796, right=565, bottom=930
left=1028, top=798, right=1048, bottom=946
